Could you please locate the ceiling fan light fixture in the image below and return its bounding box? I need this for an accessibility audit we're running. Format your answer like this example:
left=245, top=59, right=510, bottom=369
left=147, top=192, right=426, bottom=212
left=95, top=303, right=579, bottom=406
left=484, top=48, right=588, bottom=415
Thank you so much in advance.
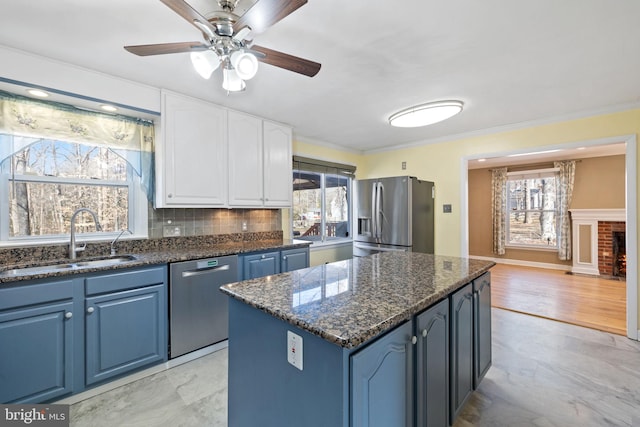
left=230, top=50, right=258, bottom=80
left=222, top=67, right=246, bottom=92
left=190, top=50, right=221, bottom=79
left=389, top=100, right=464, bottom=128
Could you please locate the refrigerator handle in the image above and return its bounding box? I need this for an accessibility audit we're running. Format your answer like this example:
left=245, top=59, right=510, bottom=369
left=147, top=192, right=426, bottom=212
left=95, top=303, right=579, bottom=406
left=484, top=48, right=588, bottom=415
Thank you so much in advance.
left=375, top=182, right=383, bottom=239
left=371, top=182, right=378, bottom=239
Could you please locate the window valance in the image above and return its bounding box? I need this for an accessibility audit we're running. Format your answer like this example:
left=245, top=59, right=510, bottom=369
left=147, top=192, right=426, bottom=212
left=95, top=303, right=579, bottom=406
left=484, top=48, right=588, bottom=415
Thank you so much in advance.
left=0, top=90, right=155, bottom=202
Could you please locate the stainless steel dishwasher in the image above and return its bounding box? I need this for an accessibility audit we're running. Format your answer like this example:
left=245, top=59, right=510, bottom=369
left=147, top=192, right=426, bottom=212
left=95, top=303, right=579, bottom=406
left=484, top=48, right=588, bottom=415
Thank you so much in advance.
left=169, top=255, right=239, bottom=359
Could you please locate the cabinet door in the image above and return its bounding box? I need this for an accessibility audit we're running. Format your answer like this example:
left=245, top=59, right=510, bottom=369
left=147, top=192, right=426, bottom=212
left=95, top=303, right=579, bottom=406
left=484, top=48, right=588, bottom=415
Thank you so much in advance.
left=243, top=252, right=280, bottom=279
left=0, top=301, right=74, bottom=403
left=160, top=90, right=228, bottom=207
left=228, top=111, right=264, bottom=206
left=473, top=272, right=492, bottom=388
left=351, top=321, right=414, bottom=427
left=450, top=283, right=474, bottom=421
left=416, top=299, right=449, bottom=427
left=281, top=248, right=309, bottom=272
left=85, top=284, right=166, bottom=385
left=263, top=121, right=292, bottom=207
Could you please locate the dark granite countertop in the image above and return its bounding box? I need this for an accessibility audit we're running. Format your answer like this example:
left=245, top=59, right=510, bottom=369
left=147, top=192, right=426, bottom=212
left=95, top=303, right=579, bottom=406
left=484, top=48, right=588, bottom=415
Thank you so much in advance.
left=0, top=234, right=310, bottom=284
left=221, top=252, right=495, bottom=349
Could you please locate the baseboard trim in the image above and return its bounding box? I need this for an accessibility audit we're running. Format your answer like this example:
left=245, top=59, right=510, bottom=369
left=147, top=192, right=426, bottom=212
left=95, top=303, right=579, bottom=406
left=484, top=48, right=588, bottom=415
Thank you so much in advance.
left=470, top=255, right=572, bottom=272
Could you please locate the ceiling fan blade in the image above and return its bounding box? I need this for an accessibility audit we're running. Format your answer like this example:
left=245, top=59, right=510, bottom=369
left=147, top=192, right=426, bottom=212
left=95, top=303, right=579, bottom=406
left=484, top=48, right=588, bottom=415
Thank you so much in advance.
left=124, top=42, right=209, bottom=56
left=160, top=0, right=218, bottom=39
left=234, top=0, right=307, bottom=35
left=250, top=45, right=320, bottom=77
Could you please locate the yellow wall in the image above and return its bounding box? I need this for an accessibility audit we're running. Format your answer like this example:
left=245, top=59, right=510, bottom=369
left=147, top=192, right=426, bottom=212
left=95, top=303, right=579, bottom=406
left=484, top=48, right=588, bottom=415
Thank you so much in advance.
left=361, top=110, right=640, bottom=259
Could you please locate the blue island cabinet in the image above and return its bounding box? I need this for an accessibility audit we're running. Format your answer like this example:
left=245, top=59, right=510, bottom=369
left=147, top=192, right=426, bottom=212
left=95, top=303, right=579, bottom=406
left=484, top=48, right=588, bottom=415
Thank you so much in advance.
left=227, top=298, right=452, bottom=427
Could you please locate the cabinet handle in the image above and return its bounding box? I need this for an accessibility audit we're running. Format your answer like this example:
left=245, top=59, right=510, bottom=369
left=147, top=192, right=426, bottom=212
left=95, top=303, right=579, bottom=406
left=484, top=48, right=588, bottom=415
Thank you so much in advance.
left=87, top=307, right=95, bottom=314
left=411, top=336, right=417, bottom=345
left=261, top=254, right=265, bottom=259
left=283, top=256, right=287, bottom=260
left=421, top=329, right=427, bottom=337
left=168, top=193, right=173, bottom=198
left=64, top=312, right=73, bottom=319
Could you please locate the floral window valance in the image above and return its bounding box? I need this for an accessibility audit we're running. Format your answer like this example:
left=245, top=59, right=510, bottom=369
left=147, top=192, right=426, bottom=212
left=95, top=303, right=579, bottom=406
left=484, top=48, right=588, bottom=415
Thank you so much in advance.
left=0, top=90, right=155, bottom=202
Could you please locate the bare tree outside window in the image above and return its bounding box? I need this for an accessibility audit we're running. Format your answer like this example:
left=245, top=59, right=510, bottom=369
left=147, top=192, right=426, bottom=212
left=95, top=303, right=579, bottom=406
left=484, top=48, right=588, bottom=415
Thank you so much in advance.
left=507, top=176, right=557, bottom=247
left=3, top=138, right=130, bottom=239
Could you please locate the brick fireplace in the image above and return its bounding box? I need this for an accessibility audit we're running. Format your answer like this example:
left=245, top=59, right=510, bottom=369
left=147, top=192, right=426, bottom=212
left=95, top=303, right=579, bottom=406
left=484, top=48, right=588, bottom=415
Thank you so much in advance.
left=598, top=221, right=626, bottom=277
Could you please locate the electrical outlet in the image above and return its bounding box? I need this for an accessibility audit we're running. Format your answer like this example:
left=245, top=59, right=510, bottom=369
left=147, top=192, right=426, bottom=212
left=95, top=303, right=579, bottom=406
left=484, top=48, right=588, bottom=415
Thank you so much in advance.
left=443, top=204, right=452, bottom=213
left=401, top=161, right=407, bottom=170
left=241, top=221, right=248, bottom=231
left=287, top=331, right=303, bottom=371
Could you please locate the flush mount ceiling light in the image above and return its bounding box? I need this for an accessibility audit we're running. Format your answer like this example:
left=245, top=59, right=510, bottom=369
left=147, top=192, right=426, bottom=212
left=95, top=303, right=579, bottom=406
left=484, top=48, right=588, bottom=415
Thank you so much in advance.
left=389, top=100, right=464, bottom=128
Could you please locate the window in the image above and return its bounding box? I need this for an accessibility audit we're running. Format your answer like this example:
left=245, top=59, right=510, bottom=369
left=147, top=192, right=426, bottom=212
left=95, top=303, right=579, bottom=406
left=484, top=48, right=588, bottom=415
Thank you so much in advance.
left=1, top=136, right=137, bottom=241
left=0, top=91, right=153, bottom=246
left=292, top=156, right=355, bottom=244
left=506, top=171, right=558, bottom=248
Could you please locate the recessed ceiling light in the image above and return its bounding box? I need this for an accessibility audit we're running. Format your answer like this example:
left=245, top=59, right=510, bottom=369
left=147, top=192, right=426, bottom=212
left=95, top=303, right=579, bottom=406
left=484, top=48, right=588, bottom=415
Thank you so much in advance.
left=577, top=147, right=586, bottom=150
left=389, top=100, right=463, bottom=128
left=26, top=89, right=49, bottom=98
left=100, top=104, right=118, bottom=112
left=478, top=158, right=486, bottom=162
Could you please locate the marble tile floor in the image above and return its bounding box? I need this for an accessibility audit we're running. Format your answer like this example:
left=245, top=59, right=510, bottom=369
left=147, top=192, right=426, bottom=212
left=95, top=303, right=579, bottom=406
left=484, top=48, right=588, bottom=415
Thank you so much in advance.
left=70, top=308, right=640, bottom=427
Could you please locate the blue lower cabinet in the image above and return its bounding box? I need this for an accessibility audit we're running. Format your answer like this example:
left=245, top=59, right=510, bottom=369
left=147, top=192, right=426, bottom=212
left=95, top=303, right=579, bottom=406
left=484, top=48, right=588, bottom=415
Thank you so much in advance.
left=85, top=284, right=166, bottom=385
left=473, top=272, right=492, bottom=388
left=0, top=265, right=167, bottom=403
left=281, top=247, right=309, bottom=272
left=450, top=283, right=474, bottom=421
left=416, top=299, right=450, bottom=427
left=351, top=321, right=414, bottom=427
left=0, top=300, right=75, bottom=403
left=243, top=251, right=280, bottom=279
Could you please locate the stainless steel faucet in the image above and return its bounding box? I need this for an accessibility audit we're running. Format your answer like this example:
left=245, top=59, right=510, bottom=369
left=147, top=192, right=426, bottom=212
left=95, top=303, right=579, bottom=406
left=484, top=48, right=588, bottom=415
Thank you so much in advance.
left=69, top=208, right=102, bottom=259
left=110, top=229, right=133, bottom=256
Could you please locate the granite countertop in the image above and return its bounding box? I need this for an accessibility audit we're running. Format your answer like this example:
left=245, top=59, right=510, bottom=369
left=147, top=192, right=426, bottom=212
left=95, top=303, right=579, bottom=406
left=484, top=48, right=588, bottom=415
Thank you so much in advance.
left=0, top=234, right=310, bottom=284
left=221, top=252, right=495, bottom=349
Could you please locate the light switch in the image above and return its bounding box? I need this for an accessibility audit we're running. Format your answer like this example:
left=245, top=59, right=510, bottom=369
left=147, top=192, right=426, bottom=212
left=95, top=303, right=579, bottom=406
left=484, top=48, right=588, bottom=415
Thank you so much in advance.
left=443, top=204, right=452, bottom=213
left=287, top=331, right=303, bottom=371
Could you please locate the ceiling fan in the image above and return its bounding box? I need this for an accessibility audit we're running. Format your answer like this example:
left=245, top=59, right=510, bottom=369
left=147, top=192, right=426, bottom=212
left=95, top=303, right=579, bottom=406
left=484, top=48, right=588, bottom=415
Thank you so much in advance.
left=124, top=0, right=321, bottom=92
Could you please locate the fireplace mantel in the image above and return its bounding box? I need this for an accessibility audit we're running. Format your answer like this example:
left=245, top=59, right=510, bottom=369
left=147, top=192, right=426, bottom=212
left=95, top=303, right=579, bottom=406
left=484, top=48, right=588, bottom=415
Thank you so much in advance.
left=569, top=209, right=626, bottom=275
left=569, top=208, right=626, bottom=221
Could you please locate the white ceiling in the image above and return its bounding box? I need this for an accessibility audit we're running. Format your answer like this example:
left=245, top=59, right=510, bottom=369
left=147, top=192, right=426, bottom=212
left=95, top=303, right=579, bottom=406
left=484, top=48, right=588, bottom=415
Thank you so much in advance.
left=0, top=0, right=639, bottom=153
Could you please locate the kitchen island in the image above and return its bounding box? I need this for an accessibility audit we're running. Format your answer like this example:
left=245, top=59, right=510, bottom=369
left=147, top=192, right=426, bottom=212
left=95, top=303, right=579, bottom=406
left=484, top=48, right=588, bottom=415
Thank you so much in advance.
left=221, top=252, right=495, bottom=427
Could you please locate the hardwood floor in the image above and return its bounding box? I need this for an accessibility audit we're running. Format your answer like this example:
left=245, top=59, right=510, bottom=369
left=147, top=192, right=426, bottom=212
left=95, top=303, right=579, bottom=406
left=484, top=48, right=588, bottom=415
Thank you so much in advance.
left=490, top=263, right=626, bottom=335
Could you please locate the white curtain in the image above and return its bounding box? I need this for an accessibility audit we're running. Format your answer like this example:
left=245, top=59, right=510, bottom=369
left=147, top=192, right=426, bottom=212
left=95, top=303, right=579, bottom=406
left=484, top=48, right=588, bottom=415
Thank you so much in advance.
left=491, top=167, right=508, bottom=255
left=555, top=160, right=576, bottom=260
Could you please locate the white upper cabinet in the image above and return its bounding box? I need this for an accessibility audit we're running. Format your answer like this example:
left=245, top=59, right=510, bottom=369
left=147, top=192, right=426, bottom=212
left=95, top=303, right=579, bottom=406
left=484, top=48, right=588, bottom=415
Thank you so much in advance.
left=228, top=111, right=263, bottom=206
left=228, top=111, right=293, bottom=208
left=157, top=90, right=228, bottom=207
left=157, top=91, right=292, bottom=208
left=263, top=121, right=292, bottom=207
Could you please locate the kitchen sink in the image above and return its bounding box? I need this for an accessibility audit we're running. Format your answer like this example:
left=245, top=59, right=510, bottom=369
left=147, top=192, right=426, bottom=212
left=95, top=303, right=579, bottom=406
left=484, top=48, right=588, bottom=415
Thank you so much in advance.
left=0, top=255, right=138, bottom=278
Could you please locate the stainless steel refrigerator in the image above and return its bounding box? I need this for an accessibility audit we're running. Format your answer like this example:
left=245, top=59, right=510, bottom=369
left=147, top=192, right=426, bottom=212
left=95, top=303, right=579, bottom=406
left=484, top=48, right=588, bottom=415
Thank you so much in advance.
left=353, top=176, right=434, bottom=256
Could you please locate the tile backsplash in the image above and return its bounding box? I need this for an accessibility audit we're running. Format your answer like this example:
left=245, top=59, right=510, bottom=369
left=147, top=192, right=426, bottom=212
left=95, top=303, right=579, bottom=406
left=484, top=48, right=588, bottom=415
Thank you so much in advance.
left=148, top=206, right=282, bottom=238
